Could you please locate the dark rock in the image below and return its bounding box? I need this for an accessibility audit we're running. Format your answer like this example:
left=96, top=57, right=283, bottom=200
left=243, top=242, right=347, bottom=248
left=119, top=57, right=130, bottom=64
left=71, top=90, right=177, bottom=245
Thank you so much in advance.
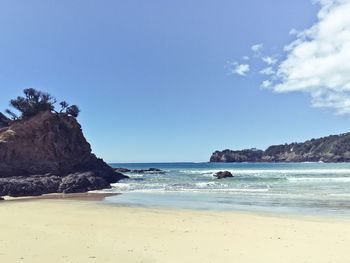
left=0, top=171, right=123, bottom=197
left=0, top=175, right=61, bottom=197
left=213, top=171, right=233, bottom=179
left=130, top=168, right=166, bottom=174
left=114, top=168, right=131, bottom=173
left=58, top=172, right=110, bottom=193
left=0, top=111, right=126, bottom=197
left=0, top=197, right=4, bottom=201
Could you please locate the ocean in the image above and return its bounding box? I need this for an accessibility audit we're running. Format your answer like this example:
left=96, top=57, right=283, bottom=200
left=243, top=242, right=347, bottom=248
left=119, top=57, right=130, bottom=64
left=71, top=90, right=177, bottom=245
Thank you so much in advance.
left=100, top=162, right=350, bottom=216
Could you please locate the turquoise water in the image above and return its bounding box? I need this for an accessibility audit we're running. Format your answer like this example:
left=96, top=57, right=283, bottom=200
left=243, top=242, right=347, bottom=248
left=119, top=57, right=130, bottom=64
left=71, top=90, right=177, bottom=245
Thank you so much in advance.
left=102, top=162, right=350, bottom=215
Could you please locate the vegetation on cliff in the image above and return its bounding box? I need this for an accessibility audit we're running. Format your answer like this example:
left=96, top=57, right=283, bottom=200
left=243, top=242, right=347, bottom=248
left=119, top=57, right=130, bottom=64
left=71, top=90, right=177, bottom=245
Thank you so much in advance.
left=210, top=133, right=350, bottom=163
left=210, top=149, right=263, bottom=162
left=2, top=88, right=80, bottom=122
left=0, top=113, right=10, bottom=128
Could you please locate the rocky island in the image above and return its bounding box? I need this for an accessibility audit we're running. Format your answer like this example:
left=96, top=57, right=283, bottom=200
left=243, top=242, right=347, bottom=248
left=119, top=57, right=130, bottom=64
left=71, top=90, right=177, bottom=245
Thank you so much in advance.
left=211, top=132, right=350, bottom=163
left=0, top=89, right=127, bottom=197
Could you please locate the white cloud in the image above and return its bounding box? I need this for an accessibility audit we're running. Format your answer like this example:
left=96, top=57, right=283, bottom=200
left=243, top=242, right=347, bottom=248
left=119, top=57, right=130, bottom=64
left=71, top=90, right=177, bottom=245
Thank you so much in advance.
left=266, top=0, right=350, bottom=115
left=243, top=56, right=250, bottom=60
left=261, top=80, right=272, bottom=88
left=289, top=28, right=299, bottom=35
left=251, top=43, right=263, bottom=52
left=262, top=56, right=278, bottom=65
left=229, top=62, right=250, bottom=76
left=260, top=67, right=275, bottom=75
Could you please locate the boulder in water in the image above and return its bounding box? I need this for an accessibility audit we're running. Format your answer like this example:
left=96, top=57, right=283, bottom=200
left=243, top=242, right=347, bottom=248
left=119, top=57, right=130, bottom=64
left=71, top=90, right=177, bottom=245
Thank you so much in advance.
left=213, top=171, right=233, bottom=179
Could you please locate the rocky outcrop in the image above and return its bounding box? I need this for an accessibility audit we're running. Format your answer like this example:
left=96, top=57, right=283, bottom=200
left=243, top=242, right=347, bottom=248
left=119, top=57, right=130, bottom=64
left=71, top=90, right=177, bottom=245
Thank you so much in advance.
left=114, top=168, right=131, bottom=173
left=113, top=168, right=166, bottom=174
left=0, top=111, right=127, bottom=197
left=0, top=175, right=61, bottom=197
left=210, top=149, right=264, bottom=162
left=57, top=172, right=110, bottom=194
left=210, top=132, right=350, bottom=163
left=213, top=171, right=233, bottom=179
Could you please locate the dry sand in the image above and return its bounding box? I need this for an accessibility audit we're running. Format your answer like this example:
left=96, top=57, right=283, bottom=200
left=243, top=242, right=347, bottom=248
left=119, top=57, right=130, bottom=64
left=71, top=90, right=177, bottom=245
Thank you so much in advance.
left=1, top=194, right=350, bottom=263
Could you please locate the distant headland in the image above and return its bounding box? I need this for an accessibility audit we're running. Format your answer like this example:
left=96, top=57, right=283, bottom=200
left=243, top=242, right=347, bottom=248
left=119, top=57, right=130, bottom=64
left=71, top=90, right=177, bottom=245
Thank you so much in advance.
left=210, top=132, right=350, bottom=163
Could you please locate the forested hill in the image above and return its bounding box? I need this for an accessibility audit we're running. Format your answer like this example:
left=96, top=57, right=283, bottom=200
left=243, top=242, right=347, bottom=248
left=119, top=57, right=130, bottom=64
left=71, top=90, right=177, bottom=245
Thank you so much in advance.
left=210, top=132, right=350, bottom=163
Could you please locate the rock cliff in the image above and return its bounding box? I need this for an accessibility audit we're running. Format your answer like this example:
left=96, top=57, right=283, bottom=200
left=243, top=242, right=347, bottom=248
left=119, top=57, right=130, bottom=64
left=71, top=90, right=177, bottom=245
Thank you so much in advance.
left=210, top=132, right=350, bottom=163
left=0, top=111, right=127, bottom=196
left=210, top=149, right=264, bottom=162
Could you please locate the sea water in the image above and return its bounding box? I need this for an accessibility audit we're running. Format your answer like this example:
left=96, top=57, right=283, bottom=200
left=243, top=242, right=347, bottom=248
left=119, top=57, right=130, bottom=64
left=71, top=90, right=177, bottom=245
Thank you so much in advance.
left=101, top=162, right=350, bottom=216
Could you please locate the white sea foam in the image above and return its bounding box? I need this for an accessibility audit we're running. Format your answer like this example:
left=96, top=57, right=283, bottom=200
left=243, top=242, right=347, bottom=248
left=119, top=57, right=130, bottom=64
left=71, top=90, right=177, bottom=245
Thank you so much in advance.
left=107, top=181, right=270, bottom=194
left=110, top=183, right=137, bottom=191
left=195, top=182, right=217, bottom=188
left=180, top=169, right=350, bottom=175
left=224, top=188, right=269, bottom=193
left=328, top=193, right=350, bottom=198
left=126, top=174, right=145, bottom=177
left=288, top=177, right=350, bottom=182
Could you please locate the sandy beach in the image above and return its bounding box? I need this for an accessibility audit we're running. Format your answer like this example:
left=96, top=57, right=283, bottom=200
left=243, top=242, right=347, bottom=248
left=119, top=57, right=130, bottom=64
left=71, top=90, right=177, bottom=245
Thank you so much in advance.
left=1, top=194, right=350, bottom=263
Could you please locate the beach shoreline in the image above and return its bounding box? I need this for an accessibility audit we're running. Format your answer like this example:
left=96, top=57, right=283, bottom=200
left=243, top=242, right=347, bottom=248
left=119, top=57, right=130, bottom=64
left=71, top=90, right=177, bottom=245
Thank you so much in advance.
left=1, top=194, right=350, bottom=263
left=1, top=192, right=120, bottom=202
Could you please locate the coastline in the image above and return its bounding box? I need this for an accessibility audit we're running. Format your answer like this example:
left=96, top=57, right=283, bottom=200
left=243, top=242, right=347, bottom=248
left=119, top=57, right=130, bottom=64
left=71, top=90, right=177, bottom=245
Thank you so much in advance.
left=1, top=194, right=350, bottom=263
left=2, top=192, right=119, bottom=202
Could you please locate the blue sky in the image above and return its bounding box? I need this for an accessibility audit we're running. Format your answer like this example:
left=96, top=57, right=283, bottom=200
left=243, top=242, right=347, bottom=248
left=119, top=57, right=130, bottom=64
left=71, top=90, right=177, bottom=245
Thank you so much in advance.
left=1, top=0, right=350, bottom=162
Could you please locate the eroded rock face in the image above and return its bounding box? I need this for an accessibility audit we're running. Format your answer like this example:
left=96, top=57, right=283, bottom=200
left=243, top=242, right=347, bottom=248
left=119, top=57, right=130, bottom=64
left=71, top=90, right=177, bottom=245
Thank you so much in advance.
left=0, top=111, right=126, bottom=197
left=0, top=111, right=92, bottom=177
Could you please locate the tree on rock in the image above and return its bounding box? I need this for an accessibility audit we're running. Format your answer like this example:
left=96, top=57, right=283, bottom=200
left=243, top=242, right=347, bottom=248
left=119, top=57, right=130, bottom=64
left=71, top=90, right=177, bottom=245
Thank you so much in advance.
left=2, top=88, right=80, bottom=120
left=66, top=105, right=80, bottom=118
left=59, top=101, right=69, bottom=112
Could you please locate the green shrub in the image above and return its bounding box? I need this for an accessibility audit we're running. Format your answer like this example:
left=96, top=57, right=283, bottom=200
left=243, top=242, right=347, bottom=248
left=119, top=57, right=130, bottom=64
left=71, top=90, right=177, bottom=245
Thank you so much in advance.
left=2, top=88, right=80, bottom=120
